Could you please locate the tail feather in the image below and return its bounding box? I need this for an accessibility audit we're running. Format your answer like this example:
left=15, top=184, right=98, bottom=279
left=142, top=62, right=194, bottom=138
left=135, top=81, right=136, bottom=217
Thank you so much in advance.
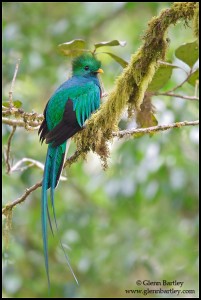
left=47, top=205, right=54, bottom=236
left=50, top=146, right=59, bottom=229
left=42, top=140, right=78, bottom=286
left=59, top=241, right=79, bottom=285
left=42, top=146, right=51, bottom=287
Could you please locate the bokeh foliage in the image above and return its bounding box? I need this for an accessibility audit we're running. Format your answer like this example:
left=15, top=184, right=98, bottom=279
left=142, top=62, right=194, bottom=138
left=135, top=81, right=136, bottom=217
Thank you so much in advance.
left=2, top=2, right=198, bottom=298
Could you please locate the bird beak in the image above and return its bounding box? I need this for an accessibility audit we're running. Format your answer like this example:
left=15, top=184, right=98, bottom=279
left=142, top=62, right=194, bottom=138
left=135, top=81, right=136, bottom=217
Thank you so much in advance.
left=96, top=68, right=104, bottom=74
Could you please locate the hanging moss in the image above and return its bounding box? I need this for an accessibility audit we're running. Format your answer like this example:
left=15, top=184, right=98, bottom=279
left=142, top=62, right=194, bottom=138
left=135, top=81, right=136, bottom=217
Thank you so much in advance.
left=2, top=206, right=13, bottom=247
left=193, top=3, right=199, bottom=38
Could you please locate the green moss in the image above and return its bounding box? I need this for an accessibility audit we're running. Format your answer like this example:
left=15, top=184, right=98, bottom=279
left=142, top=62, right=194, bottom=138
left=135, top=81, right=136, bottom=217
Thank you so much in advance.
left=193, top=3, right=199, bottom=38
left=3, top=206, right=13, bottom=247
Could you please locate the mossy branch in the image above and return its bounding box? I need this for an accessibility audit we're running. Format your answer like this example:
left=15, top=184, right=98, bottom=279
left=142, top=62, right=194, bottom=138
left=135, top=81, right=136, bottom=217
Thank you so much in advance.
left=2, top=108, right=43, bottom=130
left=72, top=2, right=198, bottom=166
left=193, top=2, right=199, bottom=37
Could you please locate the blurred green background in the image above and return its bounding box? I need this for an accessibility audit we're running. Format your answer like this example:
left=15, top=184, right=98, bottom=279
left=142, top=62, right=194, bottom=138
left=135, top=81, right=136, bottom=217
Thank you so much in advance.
left=2, top=2, right=198, bottom=298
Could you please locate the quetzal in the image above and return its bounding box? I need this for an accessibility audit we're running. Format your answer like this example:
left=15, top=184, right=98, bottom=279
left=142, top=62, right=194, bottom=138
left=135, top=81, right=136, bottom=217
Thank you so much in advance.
left=38, top=53, right=103, bottom=285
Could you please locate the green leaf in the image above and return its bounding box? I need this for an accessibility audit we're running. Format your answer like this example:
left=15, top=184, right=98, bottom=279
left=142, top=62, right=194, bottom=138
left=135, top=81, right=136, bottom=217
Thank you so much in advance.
left=2, top=100, right=22, bottom=108
left=13, top=100, right=22, bottom=108
left=187, top=69, right=199, bottom=86
left=175, top=41, right=198, bottom=67
left=103, top=52, right=128, bottom=68
left=58, top=39, right=88, bottom=57
left=147, top=64, right=176, bottom=92
left=94, top=40, right=126, bottom=49
left=2, top=101, right=10, bottom=108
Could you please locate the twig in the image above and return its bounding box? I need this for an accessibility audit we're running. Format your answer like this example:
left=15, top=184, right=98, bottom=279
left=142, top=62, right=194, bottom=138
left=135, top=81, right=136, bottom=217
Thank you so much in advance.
left=167, top=69, right=194, bottom=93
left=158, top=60, right=186, bottom=72
left=194, top=80, right=199, bottom=98
left=8, top=59, right=21, bottom=107
left=64, top=149, right=83, bottom=168
left=2, top=105, right=44, bottom=130
left=114, top=120, right=199, bottom=138
left=10, top=157, right=67, bottom=180
left=2, top=107, right=43, bottom=131
left=5, top=126, right=16, bottom=174
left=154, top=92, right=199, bottom=101
left=2, top=107, right=44, bottom=120
left=11, top=158, right=44, bottom=172
left=2, top=180, right=42, bottom=216
left=2, top=117, right=40, bottom=130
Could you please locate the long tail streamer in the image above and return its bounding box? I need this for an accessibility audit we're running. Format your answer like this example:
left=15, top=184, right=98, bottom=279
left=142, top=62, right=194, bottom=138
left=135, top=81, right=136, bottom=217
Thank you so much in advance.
left=42, top=144, right=78, bottom=287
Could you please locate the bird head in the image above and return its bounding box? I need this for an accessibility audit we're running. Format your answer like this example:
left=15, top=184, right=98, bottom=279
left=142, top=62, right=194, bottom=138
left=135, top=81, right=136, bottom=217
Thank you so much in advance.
left=72, top=53, right=103, bottom=77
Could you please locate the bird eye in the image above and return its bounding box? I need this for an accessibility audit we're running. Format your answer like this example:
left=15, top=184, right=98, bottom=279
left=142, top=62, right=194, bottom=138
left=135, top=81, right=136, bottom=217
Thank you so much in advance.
left=84, top=66, right=89, bottom=70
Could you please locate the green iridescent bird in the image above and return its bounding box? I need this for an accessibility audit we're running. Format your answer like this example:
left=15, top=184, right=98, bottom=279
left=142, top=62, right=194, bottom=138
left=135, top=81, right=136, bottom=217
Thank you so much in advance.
left=38, top=53, right=103, bottom=285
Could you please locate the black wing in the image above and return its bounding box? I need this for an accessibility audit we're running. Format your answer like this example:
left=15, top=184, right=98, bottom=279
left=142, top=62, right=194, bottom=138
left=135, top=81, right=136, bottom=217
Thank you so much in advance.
left=39, top=99, right=82, bottom=147
left=38, top=103, right=49, bottom=144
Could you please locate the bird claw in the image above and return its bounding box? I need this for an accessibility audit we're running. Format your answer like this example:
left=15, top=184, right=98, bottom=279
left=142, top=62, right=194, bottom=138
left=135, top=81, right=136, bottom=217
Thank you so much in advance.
left=102, top=92, right=108, bottom=98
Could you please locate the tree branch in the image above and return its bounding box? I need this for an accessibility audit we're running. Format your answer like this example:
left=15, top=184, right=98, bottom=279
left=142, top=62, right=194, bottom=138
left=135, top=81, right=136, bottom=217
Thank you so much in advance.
left=2, top=180, right=42, bottom=216
left=10, top=157, right=67, bottom=180
left=167, top=69, right=194, bottom=93
left=158, top=60, right=188, bottom=73
left=114, top=120, right=199, bottom=138
left=64, top=149, right=83, bottom=168
left=2, top=116, right=40, bottom=130
left=154, top=92, right=199, bottom=101
left=10, top=157, right=45, bottom=172
left=8, top=59, right=21, bottom=108
left=2, top=107, right=43, bottom=130
left=5, top=126, right=16, bottom=174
